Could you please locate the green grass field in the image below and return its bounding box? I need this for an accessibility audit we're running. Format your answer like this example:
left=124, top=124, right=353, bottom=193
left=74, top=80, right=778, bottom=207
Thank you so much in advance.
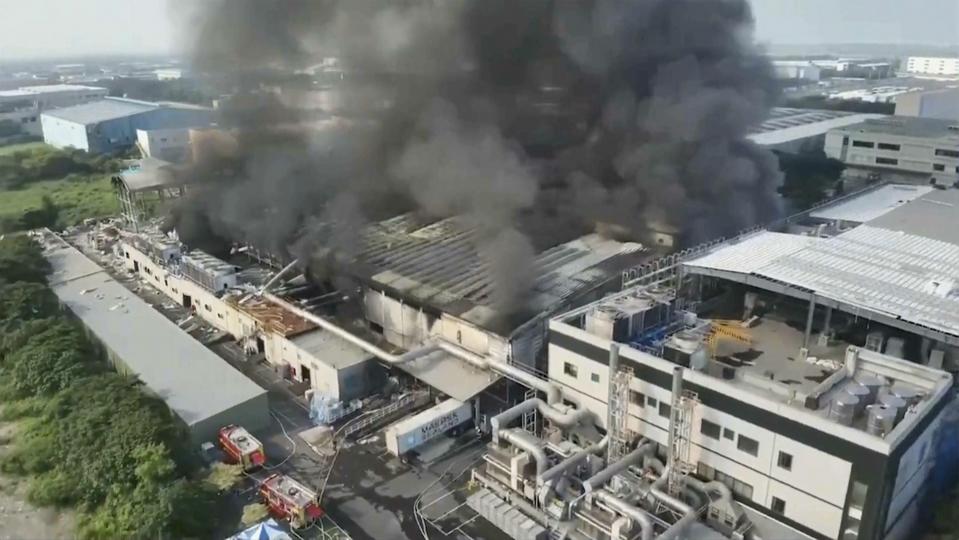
left=0, top=175, right=118, bottom=227
left=0, top=141, right=48, bottom=156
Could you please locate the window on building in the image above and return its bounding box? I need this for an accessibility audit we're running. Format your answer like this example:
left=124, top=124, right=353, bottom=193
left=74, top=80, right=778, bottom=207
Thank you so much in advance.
left=737, top=435, right=759, bottom=456
left=771, top=496, right=786, bottom=514
left=875, top=157, right=898, bottom=165
left=777, top=451, right=793, bottom=471
left=204, top=304, right=211, bottom=312
left=697, top=462, right=715, bottom=480
left=935, top=148, right=959, bottom=158
left=217, top=313, right=224, bottom=319
left=715, top=470, right=754, bottom=500
left=722, top=428, right=735, bottom=441
left=658, top=402, right=671, bottom=418
left=877, top=142, right=900, bottom=151
left=701, top=419, right=721, bottom=439
left=564, top=362, right=578, bottom=378
left=591, top=372, right=600, bottom=383
left=647, top=396, right=658, bottom=408
left=852, top=140, right=874, bottom=148
left=934, top=164, right=946, bottom=171
left=630, top=390, right=645, bottom=406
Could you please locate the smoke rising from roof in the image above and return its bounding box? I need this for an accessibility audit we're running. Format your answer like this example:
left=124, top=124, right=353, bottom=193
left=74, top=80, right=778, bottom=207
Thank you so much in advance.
left=170, top=0, right=782, bottom=311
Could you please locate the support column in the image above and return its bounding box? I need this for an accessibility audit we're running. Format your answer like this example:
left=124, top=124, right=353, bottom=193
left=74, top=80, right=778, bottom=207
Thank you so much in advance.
left=802, top=295, right=816, bottom=349
left=818, top=306, right=834, bottom=346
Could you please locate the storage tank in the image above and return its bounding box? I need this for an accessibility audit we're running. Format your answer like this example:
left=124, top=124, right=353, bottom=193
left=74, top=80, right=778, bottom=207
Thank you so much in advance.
left=889, top=383, right=923, bottom=407
left=879, top=392, right=908, bottom=422
left=866, top=404, right=898, bottom=437
left=854, top=373, right=883, bottom=403
left=829, top=393, right=859, bottom=426
left=844, top=382, right=871, bottom=413
left=385, top=398, right=472, bottom=456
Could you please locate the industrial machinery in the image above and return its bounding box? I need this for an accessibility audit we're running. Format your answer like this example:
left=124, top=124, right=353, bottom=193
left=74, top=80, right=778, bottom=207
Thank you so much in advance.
left=259, top=473, right=324, bottom=528
left=218, top=425, right=266, bottom=471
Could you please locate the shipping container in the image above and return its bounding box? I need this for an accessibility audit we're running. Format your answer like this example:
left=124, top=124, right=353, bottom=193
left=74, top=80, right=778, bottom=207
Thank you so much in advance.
left=385, top=398, right=472, bottom=456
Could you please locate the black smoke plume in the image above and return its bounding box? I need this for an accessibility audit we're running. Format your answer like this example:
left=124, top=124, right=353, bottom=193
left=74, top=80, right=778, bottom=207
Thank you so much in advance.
left=170, top=0, right=782, bottom=310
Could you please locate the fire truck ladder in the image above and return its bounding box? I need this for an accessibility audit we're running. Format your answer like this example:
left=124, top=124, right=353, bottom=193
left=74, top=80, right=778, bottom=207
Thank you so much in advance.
left=666, top=390, right=699, bottom=500
left=607, top=365, right=634, bottom=463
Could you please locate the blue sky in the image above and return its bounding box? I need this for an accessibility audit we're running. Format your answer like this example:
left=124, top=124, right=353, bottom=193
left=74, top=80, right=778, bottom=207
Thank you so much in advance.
left=0, top=0, right=956, bottom=60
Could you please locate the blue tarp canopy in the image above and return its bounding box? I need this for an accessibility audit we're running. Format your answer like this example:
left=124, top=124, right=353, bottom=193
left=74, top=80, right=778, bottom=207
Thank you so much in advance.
left=229, top=519, right=292, bottom=540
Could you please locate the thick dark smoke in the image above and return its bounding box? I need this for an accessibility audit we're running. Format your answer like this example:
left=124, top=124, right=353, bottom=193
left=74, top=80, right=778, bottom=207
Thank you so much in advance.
left=171, top=0, right=782, bottom=311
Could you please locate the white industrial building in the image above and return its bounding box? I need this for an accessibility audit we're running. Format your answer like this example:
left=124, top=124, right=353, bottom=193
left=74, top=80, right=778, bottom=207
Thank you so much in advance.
left=41, top=233, right=269, bottom=443
left=906, top=57, right=959, bottom=77
left=895, top=87, right=959, bottom=121
left=824, top=116, right=959, bottom=185
left=0, top=84, right=107, bottom=137
left=136, top=127, right=193, bottom=162
left=462, top=184, right=959, bottom=540
left=747, top=108, right=886, bottom=153
left=828, top=87, right=922, bottom=104
left=772, top=61, right=822, bottom=82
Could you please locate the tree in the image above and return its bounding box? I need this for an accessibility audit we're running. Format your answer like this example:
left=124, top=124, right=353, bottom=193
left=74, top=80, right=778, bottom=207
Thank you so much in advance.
left=0, top=236, right=51, bottom=284
left=17, top=196, right=61, bottom=230
left=776, top=150, right=846, bottom=210
left=0, top=282, right=60, bottom=327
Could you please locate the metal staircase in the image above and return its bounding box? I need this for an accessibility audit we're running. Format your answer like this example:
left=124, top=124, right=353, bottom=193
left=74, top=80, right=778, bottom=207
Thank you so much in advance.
left=607, top=366, right=634, bottom=463
left=523, top=388, right=538, bottom=435
left=666, top=389, right=699, bottom=498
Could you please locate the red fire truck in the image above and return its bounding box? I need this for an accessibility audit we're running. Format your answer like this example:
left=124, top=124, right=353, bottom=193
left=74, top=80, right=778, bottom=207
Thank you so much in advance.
left=259, top=473, right=324, bottom=528
left=218, top=425, right=266, bottom=471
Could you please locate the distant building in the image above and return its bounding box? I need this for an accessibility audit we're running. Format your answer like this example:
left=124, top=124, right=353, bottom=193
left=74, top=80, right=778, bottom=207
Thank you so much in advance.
left=0, top=84, right=108, bottom=137
left=906, top=57, right=959, bottom=77
left=772, top=61, right=822, bottom=82
left=154, top=68, right=184, bottom=81
left=136, top=127, right=193, bottom=162
left=748, top=108, right=886, bottom=153
left=825, top=117, right=959, bottom=186
left=41, top=97, right=213, bottom=153
left=895, top=88, right=959, bottom=121
left=829, top=86, right=921, bottom=104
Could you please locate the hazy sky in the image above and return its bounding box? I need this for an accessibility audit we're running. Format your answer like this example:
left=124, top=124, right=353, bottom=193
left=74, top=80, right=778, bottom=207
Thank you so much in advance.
left=0, top=0, right=956, bottom=60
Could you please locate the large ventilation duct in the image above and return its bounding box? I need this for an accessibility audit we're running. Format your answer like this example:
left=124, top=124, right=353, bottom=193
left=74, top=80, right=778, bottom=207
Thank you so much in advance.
left=491, top=398, right=593, bottom=443
left=539, top=436, right=608, bottom=485
left=582, top=441, right=655, bottom=493
left=499, top=428, right=549, bottom=478
left=594, top=490, right=654, bottom=540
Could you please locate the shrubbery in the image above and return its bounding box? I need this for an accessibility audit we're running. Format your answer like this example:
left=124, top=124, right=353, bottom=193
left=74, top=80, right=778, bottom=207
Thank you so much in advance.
left=0, top=145, right=122, bottom=190
left=0, top=235, right=220, bottom=539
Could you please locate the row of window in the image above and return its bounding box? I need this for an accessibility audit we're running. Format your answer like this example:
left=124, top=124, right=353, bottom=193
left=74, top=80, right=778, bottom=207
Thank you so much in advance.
left=852, top=140, right=900, bottom=151
left=936, top=148, right=959, bottom=159
left=698, top=459, right=787, bottom=515
left=563, top=361, right=600, bottom=383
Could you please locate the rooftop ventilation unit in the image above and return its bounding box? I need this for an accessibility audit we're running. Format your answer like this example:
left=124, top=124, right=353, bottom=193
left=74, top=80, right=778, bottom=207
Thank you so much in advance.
left=180, top=251, right=237, bottom=292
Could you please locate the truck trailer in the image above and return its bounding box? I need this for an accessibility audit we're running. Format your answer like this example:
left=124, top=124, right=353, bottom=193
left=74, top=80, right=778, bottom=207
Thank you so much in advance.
left=385, top=398, right=473, bottom=456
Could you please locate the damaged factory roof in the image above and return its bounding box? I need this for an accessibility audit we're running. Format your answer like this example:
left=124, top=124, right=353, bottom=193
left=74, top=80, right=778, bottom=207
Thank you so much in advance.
left=344, top=214, right=648, bottom=336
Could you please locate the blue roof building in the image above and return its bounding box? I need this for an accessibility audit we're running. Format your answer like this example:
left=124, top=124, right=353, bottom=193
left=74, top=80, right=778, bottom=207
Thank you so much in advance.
left=40, top=97, right=213, bottom=154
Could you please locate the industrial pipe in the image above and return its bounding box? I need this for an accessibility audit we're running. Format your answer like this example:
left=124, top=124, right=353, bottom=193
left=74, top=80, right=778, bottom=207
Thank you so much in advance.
left=499, top=428, right=549, bottom=478
left=539, top=436, right=608, bottom=485
left=491, top=398, right=592, bottom=443
left=594, top=491, right=654, bottom=540
left=582, top=441, right=655, bottom=493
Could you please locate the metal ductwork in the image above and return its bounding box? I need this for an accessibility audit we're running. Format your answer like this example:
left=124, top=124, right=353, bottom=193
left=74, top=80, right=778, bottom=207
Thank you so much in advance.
left=593, top=490, right=654, bottom=540
left=582, top=441, right=655, bottom=493
left=499, top=428, right=549, bottom=478
left=491, top=398, right=593, bottom=444
left=539, top=436, right=608, bottom=485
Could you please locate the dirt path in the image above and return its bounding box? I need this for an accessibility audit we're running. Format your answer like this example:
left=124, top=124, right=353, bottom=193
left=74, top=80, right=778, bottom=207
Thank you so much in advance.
left=0, top=422, right=75, bottom=539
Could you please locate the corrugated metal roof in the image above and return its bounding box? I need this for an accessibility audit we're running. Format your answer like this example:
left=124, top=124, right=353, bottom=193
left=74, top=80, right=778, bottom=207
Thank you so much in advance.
left=810, top=184, right=933, bottom=223
left=41, top=98, right=157, bottom=125
left=355, top=215, right=646, bottom=333
left=866, top=188, right=959, bottom=245
left=685, top=226, right=959, bottom=338
left=684, top=231, right=820, bottom=275
left=42, top=236, right=267, bottom=432
left=747, top=110, right=886, bottom=146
